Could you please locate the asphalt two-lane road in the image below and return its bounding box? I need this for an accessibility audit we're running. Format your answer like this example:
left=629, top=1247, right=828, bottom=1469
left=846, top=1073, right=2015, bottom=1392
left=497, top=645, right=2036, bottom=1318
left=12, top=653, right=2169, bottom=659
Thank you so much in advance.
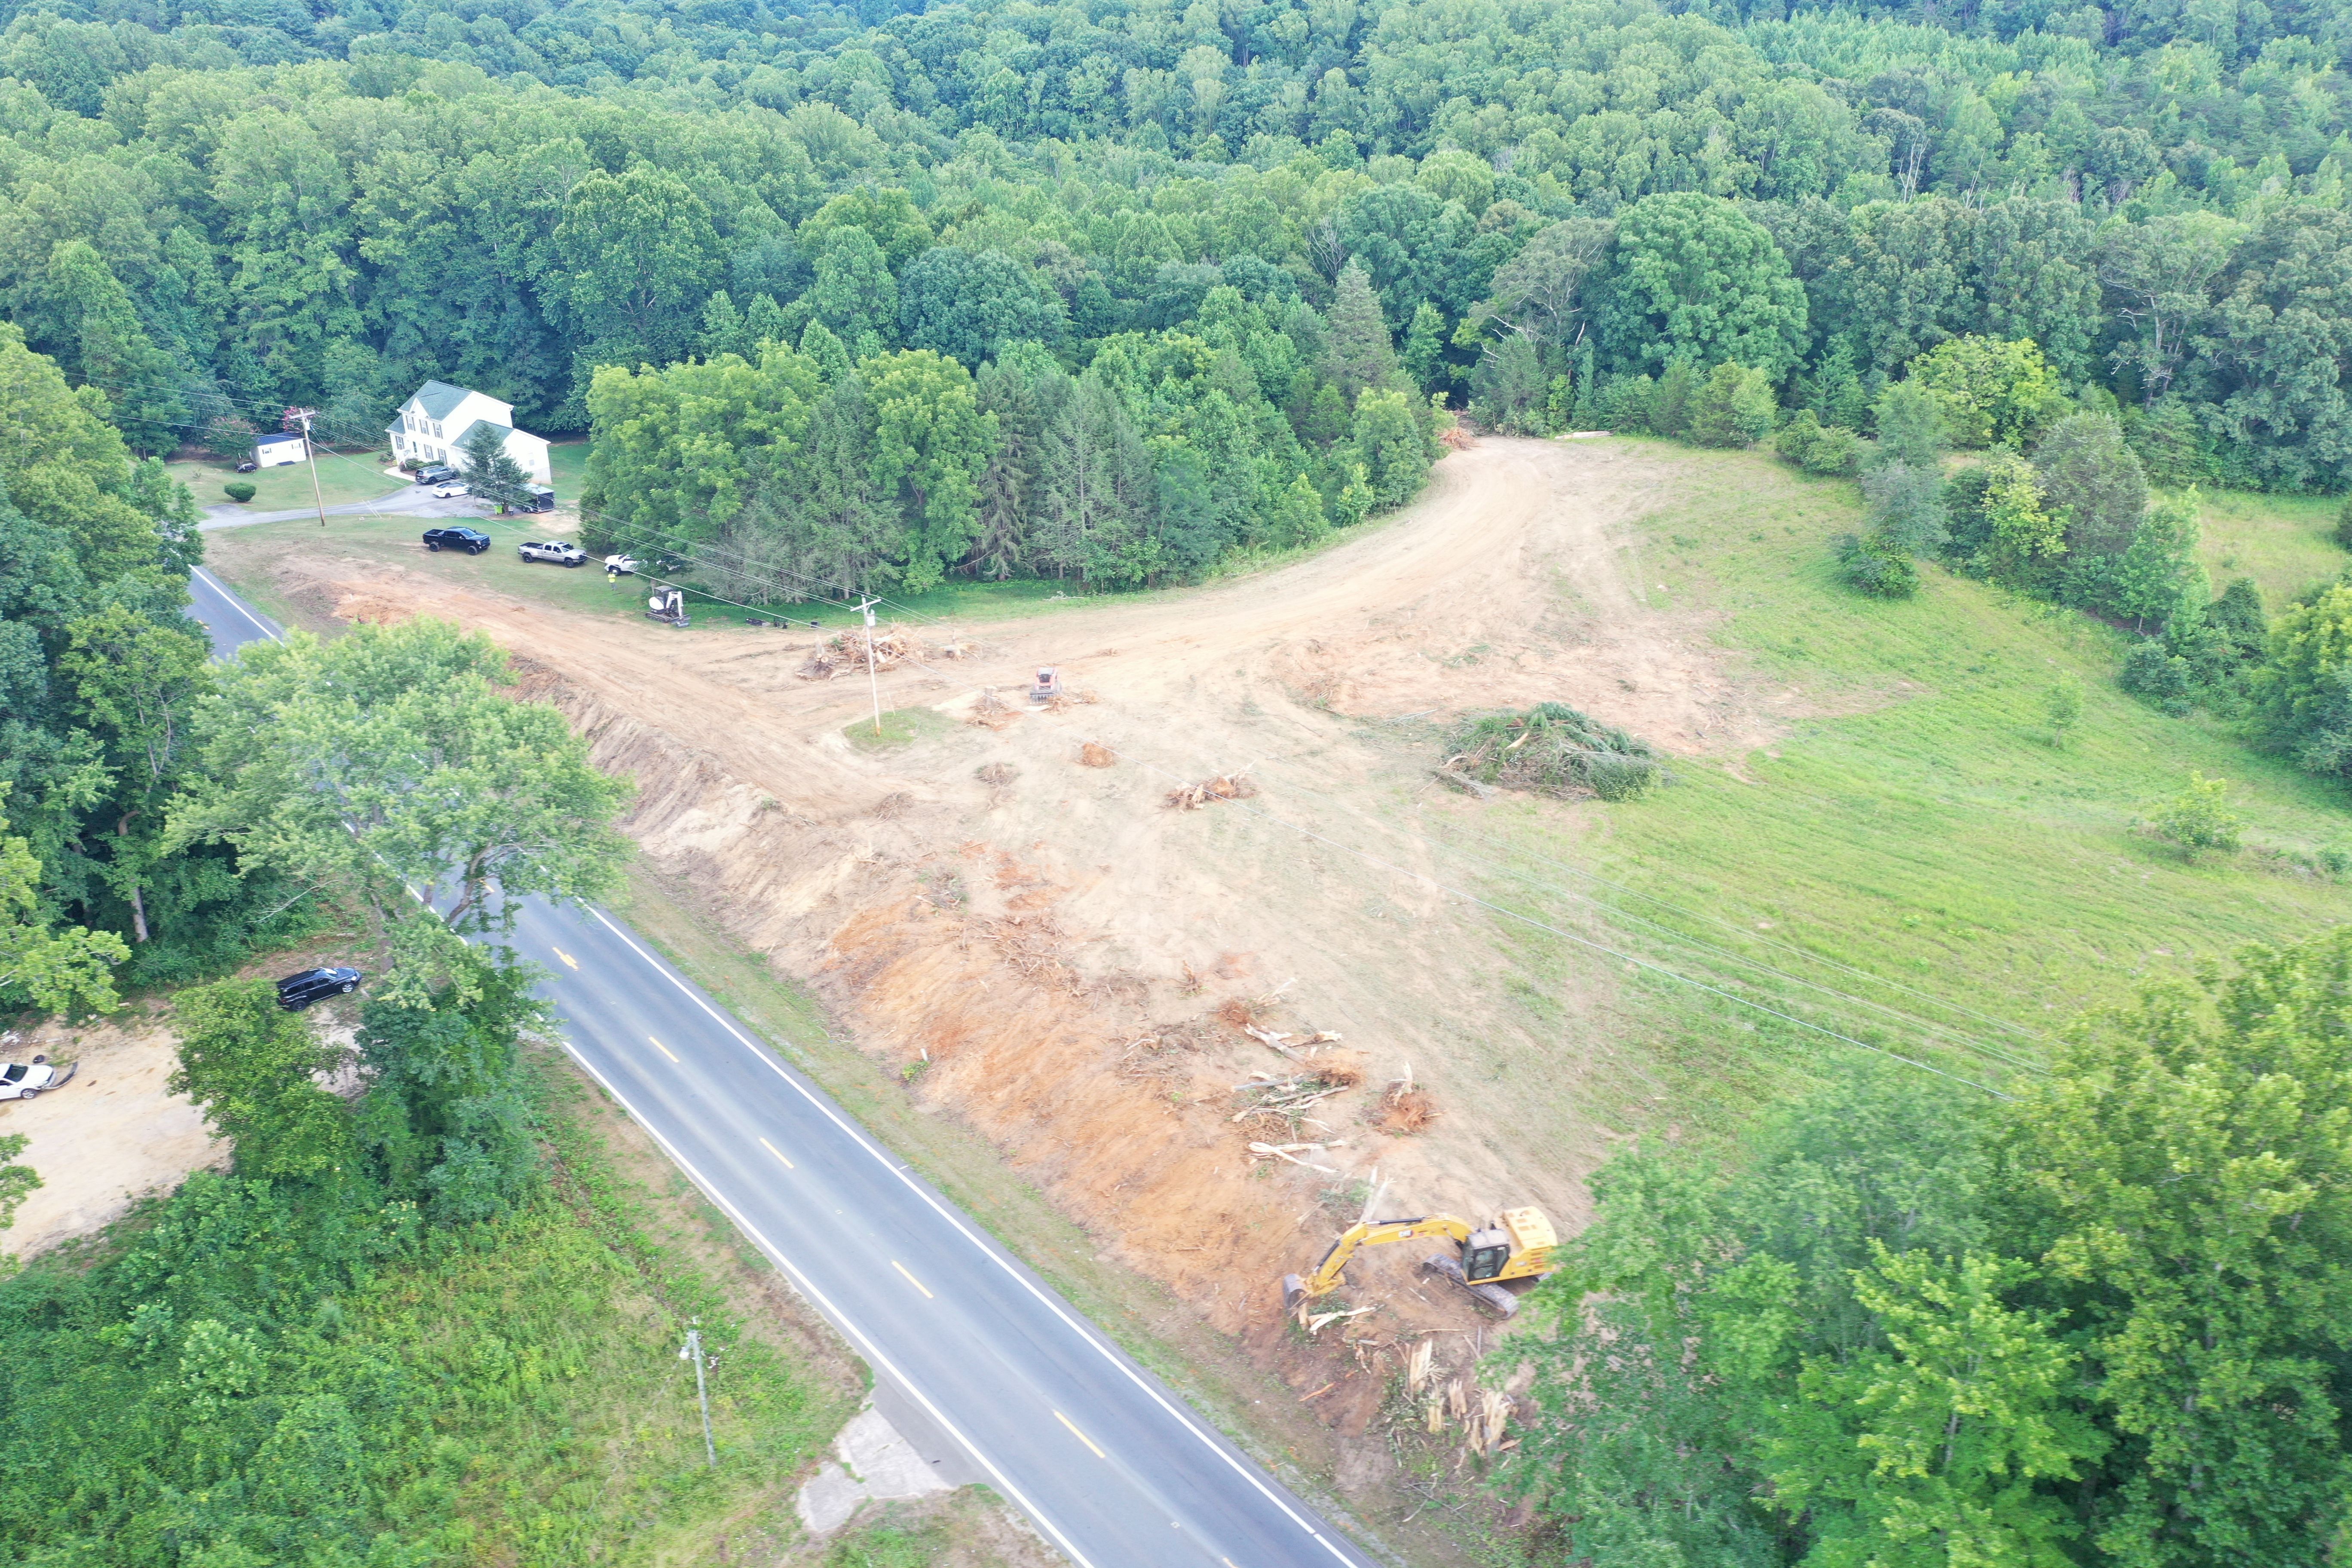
left=183, top=566, right=1381, bottom=1568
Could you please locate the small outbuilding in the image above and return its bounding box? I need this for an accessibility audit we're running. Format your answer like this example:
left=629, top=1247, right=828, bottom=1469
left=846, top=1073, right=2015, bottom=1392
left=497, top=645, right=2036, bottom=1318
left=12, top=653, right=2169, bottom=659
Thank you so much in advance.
left=253, top=432, right=307, bottom=468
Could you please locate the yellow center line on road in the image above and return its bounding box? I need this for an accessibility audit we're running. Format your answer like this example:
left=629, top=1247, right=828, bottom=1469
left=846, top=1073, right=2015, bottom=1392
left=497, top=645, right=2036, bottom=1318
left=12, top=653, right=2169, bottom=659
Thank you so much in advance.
left=1054, top=1409, right=1106, bottom=1459
left=759, top=1136, right=795, bottom=1170
left=649, top=1036, right=679, bottom=1063
left=891, top=1259, right=934, bottom=1298
left=551, top=947, right=579, bottom=970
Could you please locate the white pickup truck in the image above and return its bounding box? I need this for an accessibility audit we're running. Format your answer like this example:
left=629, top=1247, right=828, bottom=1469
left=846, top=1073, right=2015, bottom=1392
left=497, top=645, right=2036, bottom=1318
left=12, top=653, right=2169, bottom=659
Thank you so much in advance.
left=0, top=1056, right=74, bottom=1102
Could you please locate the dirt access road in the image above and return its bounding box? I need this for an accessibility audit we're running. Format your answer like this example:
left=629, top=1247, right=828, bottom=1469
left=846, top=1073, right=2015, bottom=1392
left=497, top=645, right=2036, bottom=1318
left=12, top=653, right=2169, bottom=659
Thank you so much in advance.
left=230, top=434, right=1792, bottom=1427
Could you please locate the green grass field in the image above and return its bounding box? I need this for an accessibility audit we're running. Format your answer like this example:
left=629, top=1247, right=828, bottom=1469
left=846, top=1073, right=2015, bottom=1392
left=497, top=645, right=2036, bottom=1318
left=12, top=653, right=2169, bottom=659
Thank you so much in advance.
left=1458, top=441, right=2351, bottom=1126
left=171, top=448, right=408, bottom=513
left=548, top=438, right=589, bottom=498
left=2196, top=487, right=2346, bottom=606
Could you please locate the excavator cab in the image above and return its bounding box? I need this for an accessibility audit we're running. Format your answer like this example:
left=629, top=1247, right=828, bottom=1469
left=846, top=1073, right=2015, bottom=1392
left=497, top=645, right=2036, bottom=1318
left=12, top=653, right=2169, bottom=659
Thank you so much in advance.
left=1461, top=1230, right=1513, bottom=1282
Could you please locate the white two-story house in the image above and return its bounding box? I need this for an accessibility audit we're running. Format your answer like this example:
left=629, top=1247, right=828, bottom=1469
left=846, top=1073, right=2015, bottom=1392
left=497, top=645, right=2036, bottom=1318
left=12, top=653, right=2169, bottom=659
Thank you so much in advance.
left=387, top=380, right=554, bottom=484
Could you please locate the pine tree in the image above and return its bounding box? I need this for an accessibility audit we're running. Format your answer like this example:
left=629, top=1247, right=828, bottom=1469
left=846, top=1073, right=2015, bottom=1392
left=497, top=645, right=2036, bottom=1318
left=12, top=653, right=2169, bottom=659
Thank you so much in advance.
left=1039, top=377, right=1149, bottom=585
left=457, top=422, right=530, bottom=511
left=744, top=293, right=790, bottom=351
left=1271, top=472, right=1330, bottom=548
left=1686, top=362, right=1776, bottom=447
left=1323, top=260, right=1400, bottom=403
left=1401, top=302, right=1447, bottom=392
left=799, top=318, right=852, bottom=384
left=698, top=290, right=745, bottom=359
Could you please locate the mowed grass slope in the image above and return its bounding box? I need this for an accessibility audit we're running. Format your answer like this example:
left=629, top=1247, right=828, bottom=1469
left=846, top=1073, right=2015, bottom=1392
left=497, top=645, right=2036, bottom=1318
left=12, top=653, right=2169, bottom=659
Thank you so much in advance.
left=1468, top=441, right=2350, bottom=1121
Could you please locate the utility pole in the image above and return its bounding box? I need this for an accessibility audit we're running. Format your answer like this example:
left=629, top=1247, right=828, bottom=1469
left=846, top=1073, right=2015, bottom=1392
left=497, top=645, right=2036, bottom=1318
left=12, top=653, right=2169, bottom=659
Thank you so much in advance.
left=857, top=597, right=883, bottom=737
left=679, top=1321, right=716, bottom=1467
left=288, top=407, right=328, bottom=529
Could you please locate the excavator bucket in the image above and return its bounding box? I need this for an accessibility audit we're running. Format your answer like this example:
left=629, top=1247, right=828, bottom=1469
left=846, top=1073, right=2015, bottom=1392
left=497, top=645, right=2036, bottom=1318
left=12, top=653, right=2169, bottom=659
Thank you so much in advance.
left=1281, top=1273, right=1308, bottom=1314
left=1424, top=1253, right=1518, bottom=1317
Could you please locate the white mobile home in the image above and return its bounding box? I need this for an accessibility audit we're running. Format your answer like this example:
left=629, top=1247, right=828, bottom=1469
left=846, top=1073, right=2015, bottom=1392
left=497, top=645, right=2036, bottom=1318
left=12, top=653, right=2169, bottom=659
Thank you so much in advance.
left=253, top=431, right=306, bottom=467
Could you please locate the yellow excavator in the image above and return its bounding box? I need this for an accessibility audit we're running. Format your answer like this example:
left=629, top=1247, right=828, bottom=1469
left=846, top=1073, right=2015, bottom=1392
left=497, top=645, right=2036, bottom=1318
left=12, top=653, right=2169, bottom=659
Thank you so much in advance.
left=1282, top=1201, right=1558, bottom=1318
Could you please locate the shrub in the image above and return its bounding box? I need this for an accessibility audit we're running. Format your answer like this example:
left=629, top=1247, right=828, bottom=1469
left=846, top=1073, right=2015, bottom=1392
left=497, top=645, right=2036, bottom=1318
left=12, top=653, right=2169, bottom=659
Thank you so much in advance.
left=2045, top=674, right=2083, bottom=746
left=2336, top=497, right=2352, bottom=551
left=1862, top=462, right=1946, bottom=554
left=1445, top=702, right=1666, bottom=800
left=1836, top=532, right=1919, bottom=598
left=2120, top=639, right=2193, bottom=715
left=2149, top=771, right=2243, bottom=859
left=1801, top=422, right=1863, bottom=476
left=223, top=481, right=257, bottom=503
left=1774, top=408, right=1823, bottom=467
left=1687, top=361, right=1776, bottom=448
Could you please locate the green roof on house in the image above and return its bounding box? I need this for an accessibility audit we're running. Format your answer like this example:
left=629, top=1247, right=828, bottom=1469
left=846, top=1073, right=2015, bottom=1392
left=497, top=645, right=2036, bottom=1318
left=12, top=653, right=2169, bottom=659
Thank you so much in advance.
left=403, top=380, right=473, bottom=420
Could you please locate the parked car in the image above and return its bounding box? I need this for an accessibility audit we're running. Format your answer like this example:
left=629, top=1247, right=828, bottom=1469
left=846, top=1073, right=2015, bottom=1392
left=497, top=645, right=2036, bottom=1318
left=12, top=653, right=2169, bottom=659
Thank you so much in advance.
left=276, top=967, right=363, bottom=1011
left=234, top=459, right=259, bottom=474
left=603, top=554, right=640, bottom=575
left=432, top=481, right=470, bottom=499
left=518, top=539, right=588, bottom=567
left=0, top=1056, right=74, bottom=1102
left=414, top=465, right=459, bottom=486
left=423, top=526, right=491, bottom=553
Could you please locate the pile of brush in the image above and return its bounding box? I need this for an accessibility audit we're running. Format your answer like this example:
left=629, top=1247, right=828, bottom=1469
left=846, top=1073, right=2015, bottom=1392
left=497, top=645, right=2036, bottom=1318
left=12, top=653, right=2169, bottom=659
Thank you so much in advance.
left=1440, top=702, right=1665, bottom=801
left=969, top=688, right=1017, bottom=729
left=797, top=625, right=923, bottom=680
left=1164, top=771, right=1257, bottom=810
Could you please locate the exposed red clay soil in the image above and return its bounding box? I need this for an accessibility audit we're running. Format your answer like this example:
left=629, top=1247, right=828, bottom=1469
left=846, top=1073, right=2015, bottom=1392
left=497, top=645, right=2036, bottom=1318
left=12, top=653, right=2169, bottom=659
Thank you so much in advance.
left=219, top=437, right=1845, bottom=1497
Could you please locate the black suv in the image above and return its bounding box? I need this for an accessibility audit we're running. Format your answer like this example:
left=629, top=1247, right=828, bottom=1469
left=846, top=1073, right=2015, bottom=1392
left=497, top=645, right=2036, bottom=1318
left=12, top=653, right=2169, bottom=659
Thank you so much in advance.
left=423, top=527, right=491, bottom=553
left=415, top=465, right=459, bottom=485
left=277, top=967, right=362, bottom=1010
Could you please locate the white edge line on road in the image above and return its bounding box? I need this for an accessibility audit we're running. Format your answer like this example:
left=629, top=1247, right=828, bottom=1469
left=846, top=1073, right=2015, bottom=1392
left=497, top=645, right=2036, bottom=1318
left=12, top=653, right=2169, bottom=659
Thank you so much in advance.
left=582, top=907, right=1369, bottom=1567
left=550, top=1033, right=1103, bottom=1568
left=193, top=567, right=282, bottom=642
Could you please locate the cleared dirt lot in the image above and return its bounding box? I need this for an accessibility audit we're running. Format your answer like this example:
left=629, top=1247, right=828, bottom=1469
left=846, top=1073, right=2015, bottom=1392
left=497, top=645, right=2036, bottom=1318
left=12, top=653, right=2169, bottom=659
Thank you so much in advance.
left=0, top=1013, right=227, bottom=1259
left=209, top=440, right=1834, bottom=1372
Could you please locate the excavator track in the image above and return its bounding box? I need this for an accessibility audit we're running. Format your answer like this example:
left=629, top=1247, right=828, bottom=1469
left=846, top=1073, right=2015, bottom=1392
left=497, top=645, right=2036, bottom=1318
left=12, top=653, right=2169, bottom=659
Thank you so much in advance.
left=1422, top=1253, right=1518, bottom=1317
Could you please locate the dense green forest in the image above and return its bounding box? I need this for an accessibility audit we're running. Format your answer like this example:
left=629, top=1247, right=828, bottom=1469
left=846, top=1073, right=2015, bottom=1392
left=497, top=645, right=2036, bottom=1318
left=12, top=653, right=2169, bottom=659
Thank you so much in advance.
left=12, top=0, right=2352, bottom=591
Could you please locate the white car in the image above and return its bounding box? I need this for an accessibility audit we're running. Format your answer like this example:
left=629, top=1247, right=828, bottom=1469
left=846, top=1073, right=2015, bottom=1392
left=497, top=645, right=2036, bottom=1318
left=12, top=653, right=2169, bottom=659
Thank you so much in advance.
left=432, top=481, right=470, bottom=499
left=0, top=1056, right=74, bottom=1102
left=518, top=540, right=588, bottom=567
left=603, top=554, right=639, bottom=575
